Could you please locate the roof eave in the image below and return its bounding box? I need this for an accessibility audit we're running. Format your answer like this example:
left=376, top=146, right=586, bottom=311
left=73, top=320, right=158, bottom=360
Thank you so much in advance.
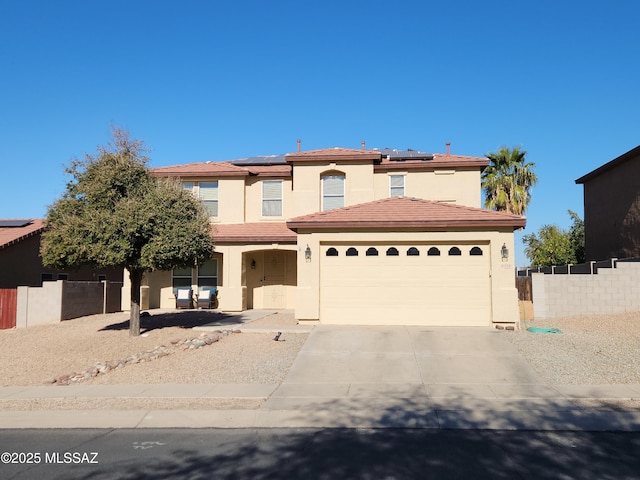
left=575, top=145, right=640, bottom=184
left=0, top=226, right=47, bottom=250
left=374, top=159, right=488, bottom=171
left=286, top=153, right=382, bottom=163
left=287, top=219, right=526, bottom=230
left=152, top=170, right=250, bottom=178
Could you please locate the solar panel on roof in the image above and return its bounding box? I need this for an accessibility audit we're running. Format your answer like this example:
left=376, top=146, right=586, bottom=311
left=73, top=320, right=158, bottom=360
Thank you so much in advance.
left=0, top=219, right=33, bottom=227
left=375, top=148, right=434, bottom=160
left=231, top=154, right=287, bottom=165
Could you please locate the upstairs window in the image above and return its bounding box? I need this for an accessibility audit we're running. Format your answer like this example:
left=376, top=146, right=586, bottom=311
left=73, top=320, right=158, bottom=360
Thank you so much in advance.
left=389, top=175, right=405, bottom=197
left=199, top=182, right=219, bottom=217
left=181, top=182, right=194, bottom=193
left=322, top=174, right=345, bottom=211
left=262, top=180, right=283, bottom=217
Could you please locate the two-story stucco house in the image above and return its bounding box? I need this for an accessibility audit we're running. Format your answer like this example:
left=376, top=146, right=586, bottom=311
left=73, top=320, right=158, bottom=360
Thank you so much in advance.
left=125, top=145, right=525, bottom=327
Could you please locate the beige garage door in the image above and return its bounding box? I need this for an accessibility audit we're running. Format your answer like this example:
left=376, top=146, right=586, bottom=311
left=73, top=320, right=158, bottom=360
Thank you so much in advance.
left=320, top=244, right=490, bottom=326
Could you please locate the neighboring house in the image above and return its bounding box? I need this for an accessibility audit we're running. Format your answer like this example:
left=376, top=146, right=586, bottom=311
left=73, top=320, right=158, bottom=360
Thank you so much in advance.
left=0, top=218, right=123, bottom=288
left=133, top=145, right=525, bottom=327
left=575, top=145, right=640, bottom=261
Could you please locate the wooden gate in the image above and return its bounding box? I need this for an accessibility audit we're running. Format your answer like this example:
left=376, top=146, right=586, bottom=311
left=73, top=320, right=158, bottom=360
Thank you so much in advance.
left=515, top=276, right=532, bottom=301
left=0, top=288, right=17, bottom=329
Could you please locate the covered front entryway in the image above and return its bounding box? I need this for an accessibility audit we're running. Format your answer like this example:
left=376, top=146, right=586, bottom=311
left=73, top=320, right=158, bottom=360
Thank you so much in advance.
left=244, top=249, right=297, bottom=310
left=320, top=243, right=491, bottom=326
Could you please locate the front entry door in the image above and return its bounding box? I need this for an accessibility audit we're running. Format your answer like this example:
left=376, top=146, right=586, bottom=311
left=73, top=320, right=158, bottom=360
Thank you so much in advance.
left=263, top=250, right=286, bottom=308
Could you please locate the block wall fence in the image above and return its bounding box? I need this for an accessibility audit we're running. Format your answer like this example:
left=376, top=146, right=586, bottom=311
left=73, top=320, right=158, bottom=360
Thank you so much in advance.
left=532, top=261, right=640, bottom=319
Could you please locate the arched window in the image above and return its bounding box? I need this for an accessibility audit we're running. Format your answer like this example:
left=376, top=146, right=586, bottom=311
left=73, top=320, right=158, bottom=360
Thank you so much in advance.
left=427, top=247, right=441, bottom=256
left=326, top=247, right=339, bottom=256
left=407, top=247, right=420, bottom=256
left=386, top=247, right=399, bottom=256
left=470, top=247, right=483, bottom=256
left=448, top=247, right=462, bottom=256
left=366, top=247, right=379, bottom=256
left=346, top=247, right=359, bottom=256
left=321, top=173, right=345, bottom=211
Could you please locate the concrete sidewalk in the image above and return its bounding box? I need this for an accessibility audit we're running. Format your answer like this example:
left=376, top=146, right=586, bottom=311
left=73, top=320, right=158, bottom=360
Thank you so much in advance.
left=1, top=382, right=640, bottom=430
left=2, top=325, right=640, bottom=430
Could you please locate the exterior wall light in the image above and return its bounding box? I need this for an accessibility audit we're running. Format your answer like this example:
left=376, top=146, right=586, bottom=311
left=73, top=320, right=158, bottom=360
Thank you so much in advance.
left=250, top=259, right=256, bottom=270
left=501, top=243, right=509, bottom=262
left=305, top=244, right=312, bottom=263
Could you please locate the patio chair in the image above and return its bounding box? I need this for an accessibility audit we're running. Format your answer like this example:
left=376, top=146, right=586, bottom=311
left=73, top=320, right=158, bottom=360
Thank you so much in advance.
left=175, top=287, right=193, bottom=309
left=197, top=287, right=218, bottom=309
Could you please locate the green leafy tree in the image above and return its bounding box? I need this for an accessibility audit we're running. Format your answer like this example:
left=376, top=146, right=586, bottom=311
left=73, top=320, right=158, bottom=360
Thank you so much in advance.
left=41, top=128, right=215, bottom=336
left=482, top=146, right=538, bottom=216
left=522, top=211, right=585, bottom=267
left=568, top=209, right=585, bottom=264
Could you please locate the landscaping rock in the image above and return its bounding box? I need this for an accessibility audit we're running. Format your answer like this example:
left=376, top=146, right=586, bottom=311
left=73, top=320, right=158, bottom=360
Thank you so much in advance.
left=50, top=330, right=235, bottom=386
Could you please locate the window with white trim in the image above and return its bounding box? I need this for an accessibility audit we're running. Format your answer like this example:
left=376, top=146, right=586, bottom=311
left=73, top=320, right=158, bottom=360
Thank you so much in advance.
left=262, top=180, right=283, bottom=216
left=322, top=174, right=345, bottom=211
left=389, top=175, right=405, bottom=197
left=199, top=182, right=218, bottom=217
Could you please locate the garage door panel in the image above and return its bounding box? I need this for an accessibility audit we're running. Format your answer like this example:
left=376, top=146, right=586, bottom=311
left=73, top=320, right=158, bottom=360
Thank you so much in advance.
left=321, top=243, right=490, bottom=326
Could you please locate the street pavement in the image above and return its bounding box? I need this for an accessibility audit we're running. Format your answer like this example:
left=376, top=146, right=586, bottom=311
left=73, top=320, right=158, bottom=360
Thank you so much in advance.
left=3, top=428, right=640, bottom=479
left=1, top=323, right=640, bottom=431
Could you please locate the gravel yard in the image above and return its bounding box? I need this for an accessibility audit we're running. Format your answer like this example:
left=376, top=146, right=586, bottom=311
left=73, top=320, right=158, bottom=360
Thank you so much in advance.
left=506, top=311, right=640, bottom=385
left=1, top=309, right=639, bottom=390
left=0, top=310, right=306, bottom=387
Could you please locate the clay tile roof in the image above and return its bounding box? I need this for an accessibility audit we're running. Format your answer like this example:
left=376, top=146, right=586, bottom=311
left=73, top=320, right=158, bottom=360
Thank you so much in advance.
left=286, top=148, right=382, bottom=162
left=244, top=165, right=292, bottom=177
left=0, top=219, right=46, bottom=249
left=287, top=197, right=526, bottom=230
left=212, top=222, right=296, bottom=243
left=152, top=161, right=250, bottom=177
left=375, top=153, right=487, bottom=171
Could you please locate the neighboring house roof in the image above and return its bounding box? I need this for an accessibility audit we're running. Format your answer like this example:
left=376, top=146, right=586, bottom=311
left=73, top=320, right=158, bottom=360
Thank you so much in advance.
left=0, top=219, right=46, bottom=249
left=575, top=145, right=640, bottom=184
left=287, top=197, right=526, bottom=230
left=212, top=222, right=297, bottom=243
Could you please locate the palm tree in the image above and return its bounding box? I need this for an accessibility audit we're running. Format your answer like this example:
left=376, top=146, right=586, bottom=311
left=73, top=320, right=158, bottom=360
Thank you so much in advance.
left=482, top=146, right=537, bottom=216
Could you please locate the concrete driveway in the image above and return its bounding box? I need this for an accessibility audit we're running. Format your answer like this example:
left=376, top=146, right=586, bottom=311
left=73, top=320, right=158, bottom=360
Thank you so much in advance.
left=263, top=326, right=576, bottom=428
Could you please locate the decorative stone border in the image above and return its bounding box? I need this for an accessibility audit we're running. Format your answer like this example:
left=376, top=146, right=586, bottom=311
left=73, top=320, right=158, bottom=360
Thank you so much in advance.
left=46, top=330, right=241, bottom=385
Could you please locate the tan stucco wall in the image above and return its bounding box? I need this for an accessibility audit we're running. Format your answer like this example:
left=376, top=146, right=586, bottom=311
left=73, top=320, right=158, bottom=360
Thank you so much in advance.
left=215, top=178, right=246, bottom=224
left=124, top=246, right=296, bottom=312
left=244, top=177, right=294, bottom=222
left=295, top=229, right=518, bottom=325
left=372, top=168, right=481, bottom=207
left=290, top=161, right=375, bottom=217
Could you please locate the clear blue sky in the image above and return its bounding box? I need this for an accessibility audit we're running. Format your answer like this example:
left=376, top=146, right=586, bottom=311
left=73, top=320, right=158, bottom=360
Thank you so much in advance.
left=1, top=1, right=639, bottom=266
